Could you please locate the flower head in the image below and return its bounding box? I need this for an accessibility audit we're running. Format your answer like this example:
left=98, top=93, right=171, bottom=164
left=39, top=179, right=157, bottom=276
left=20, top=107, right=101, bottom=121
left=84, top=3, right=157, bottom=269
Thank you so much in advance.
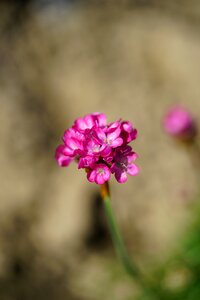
left=163, top=106, right=197, bottom=142
left=55, top=113, right=139, bottom=184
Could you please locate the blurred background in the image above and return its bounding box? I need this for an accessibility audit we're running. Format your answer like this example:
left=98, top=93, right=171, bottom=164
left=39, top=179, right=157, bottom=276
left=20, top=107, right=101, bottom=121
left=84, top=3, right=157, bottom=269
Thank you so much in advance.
left=1, top=0, right=200, bottom=299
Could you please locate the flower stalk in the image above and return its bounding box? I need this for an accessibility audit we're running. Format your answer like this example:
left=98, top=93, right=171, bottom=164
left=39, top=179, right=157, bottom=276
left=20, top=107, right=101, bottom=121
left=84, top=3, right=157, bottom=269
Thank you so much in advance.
left=99, top=129, right=200, bottom=299
left=100, top=182, right=141, bottom=279
left=100, top=182, right=166, bottom=299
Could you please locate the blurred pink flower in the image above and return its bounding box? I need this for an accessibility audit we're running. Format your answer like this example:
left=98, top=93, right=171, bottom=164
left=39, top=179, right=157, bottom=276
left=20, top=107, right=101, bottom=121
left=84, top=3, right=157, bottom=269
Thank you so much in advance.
left=55, top=113, right=139, bottom=184
left=163, top=106, right=197, bottom=141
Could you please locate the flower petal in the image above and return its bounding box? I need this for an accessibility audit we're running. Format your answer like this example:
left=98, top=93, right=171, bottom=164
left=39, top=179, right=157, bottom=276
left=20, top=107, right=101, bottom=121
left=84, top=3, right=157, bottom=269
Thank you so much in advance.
left=107, top=126, right=121, bottom=141
left=55, top=145, right=73, bottom=167
left=78, top=156, right=97, bottom=169
left=92, top=113, right=107, bottom=127
left=127, top=152, right=138, bottom=163
left=127, top=164, right=139, bottom=176
left=87, top=170, right=96, bottom=182
left=110, top=163, right=117, bottom=174
left=110, top=137, right=123, bottom=148
left=115, top=170, right=128, bottom=183
left=100, top=146, right=112, bottom=157
left=103, top=167, right=111, bottom=181
left=67, top=138, right=82, bottom=150
left=62, top=146, right=74, bottom=156
left=95, top=174, right=106, bottom=184
left=84, top=114, right=95, bottom=128
left=95, top=128, right=106, bottom=143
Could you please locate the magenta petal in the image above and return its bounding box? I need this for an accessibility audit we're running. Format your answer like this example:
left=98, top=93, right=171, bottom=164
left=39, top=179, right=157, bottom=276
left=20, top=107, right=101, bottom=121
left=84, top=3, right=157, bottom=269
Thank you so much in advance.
left=95, top=168, right=111, bottom=184
left=127, top=152, right=138, bottom=163
left=74, top=118, right=88, bottom=131
left=107, top=126, right=121, bottom=141
left=129, top=128, right=138, bottom=140
left=86, top=140, right=105, bottom=155
left=87, top=170, right=96, bottom=182
left=93, top=113, right=107, bottom=127
left=62, top=146, right=74, bottom=156
left=103, top=154, right=114, bottom=163
left=108, top=121, right=120, bottom=130
left=127, top=164, right=139, bottom=176
left=78, top=156, right=97, bottom=169
left=115, top=170, right=128, bottom=183
left=110, top=137, right=123, bottom=148
left=63, top=128, right=75, bottom=142
left=103, top=168, right=111, bottom=181
left=95, top=174, right=106, bottom=184
left=57, top=156, right=73, bottom=167
left=120, top=121, right=138, bottom=143
left=100, top=146, right=112, bottom=157
left=110, top=163, right=117, bottom=174
left=84, top=115, right=95, bottom=128
left=122, top=122, right=132, bottom=132
left=95, top=128, right=106, bottom=143
left=67, top=138, right=81, bottom=150
left=55, top=145, right=73, bottom=167
left=122, top=145, right=133, bottom=154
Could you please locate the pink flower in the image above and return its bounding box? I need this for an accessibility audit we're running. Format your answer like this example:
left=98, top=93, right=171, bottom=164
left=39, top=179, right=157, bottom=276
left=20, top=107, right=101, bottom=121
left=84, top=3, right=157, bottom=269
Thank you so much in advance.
left=163, top=106, right=197, bottom=141
left=55, top=113, right=139, bottom=184
left=111, top=146, right=139, bottom=183
left=85, top=138, right=111, bottom=157
left=87, top=164, right=111, bottom=184
left=95, top=122, right=123, bottom=149
left=83, top=128, right=108, bottom=156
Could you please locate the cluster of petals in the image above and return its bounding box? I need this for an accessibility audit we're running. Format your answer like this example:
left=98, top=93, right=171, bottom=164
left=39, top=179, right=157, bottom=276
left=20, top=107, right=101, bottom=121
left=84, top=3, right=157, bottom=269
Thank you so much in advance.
left=163, top=106, right=197, bottom=141
left=55, top=113, right=139, bottom=184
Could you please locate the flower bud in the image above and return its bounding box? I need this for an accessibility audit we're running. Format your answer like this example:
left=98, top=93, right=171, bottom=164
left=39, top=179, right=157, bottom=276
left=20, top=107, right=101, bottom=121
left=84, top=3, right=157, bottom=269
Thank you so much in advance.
left=163, top=106, right=197, bottom=143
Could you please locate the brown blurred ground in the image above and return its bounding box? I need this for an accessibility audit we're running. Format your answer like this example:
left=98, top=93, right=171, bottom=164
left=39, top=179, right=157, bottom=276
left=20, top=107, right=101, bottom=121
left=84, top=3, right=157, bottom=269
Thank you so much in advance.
left=1, top=1, right=200, bottom=299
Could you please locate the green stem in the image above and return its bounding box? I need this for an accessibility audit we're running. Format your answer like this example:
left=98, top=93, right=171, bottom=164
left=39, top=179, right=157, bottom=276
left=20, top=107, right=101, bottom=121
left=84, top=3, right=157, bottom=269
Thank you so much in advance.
left=101, top=182, right=144, bottom=282
left=100, top=182, right=166, bottom=299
